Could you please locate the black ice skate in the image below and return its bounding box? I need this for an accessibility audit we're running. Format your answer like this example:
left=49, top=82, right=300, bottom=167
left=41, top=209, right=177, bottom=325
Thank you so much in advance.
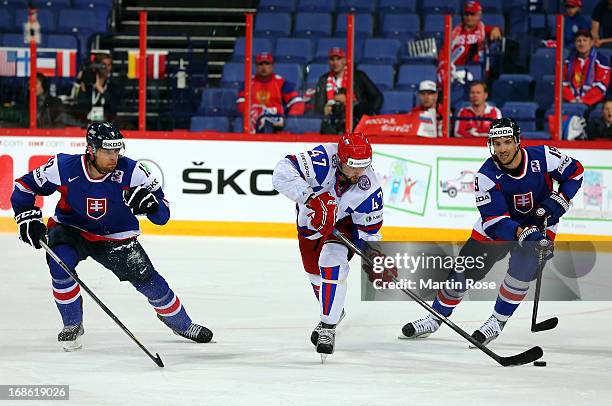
left=58, top=324, right=84, bottom=352
left=316, top=327, right=336, bottom=363
left=471, top=315, right=506, bottom=347
left=311, top=309, right=345, bottom=346
left=400, top=314, right=441, bottom=339
left=157, top=315, right=213, bottom=343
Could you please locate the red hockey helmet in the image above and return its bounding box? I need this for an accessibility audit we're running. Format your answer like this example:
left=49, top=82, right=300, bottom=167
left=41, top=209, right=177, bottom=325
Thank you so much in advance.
left=338, top=132, right=372, bottom=168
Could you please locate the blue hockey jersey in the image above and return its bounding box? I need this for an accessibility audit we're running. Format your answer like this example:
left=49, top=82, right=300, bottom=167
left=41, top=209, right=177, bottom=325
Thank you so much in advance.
left=11, top=153, right=170, bottom=240
left=472, top=145, right=584, bottom=241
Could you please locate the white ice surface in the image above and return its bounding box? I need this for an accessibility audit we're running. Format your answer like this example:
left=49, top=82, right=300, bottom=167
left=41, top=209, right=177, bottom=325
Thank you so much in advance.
left=0, top=234, right=610, bottom=406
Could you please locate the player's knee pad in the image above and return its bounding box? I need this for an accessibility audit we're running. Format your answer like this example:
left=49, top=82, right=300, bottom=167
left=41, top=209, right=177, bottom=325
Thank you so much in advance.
left=319, top=243, right=350, bottom=283
left=508, top=247, right=541, bottom=282
left=46, top=244, right=79, bottom=279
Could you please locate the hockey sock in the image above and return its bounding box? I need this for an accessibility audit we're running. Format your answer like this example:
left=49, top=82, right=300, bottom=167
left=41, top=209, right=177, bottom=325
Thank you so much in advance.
left=48, top=244, right=83, bottom=327
left=133, top=272, right=192, bottom=332
left=431, top=270, right=469, bottom=318
left=319, top=243, right=349, bottom=325
left=493, top=274, right=530, bottom=322
left=307, top=273, right=321, bottom=301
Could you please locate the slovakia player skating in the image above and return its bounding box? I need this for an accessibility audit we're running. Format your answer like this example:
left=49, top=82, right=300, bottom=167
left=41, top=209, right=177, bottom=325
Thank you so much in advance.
left=272, top=132, right=385, bottom=359
left=11, top=122, right=213, bottom=351
left=401, top=118, right=583, bottom=345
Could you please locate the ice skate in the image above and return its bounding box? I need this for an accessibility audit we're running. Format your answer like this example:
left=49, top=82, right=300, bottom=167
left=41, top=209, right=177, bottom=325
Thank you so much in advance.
left=399, top=314, right=441, bottom=339
left=158, top=315, right=213, bottom=343
left=471, top=315, right=506, bottom=347
left=316, top=327, right=336, bottom=363
left=58, top=324, right=84, bottom=352
left=311, top=309, right=345, bottom=346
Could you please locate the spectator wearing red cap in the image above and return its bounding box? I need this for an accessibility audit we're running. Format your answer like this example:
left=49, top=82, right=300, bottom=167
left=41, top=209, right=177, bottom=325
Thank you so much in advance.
left=592, top=0, right=612, bottom=50
left=237, top=52, right=305, bottom=133
left=563, top=29, right=611, bottom=106
left=313, top=47, right=383, bottom=134
left=563, top=0, right=591, bottom=43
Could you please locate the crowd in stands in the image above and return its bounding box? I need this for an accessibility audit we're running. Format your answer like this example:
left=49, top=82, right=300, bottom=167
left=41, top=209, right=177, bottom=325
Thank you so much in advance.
left=2, top=0, right=612, bottom=140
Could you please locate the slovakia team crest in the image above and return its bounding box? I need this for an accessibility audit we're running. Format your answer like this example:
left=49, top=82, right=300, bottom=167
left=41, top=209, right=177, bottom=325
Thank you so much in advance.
left=86, top=197, right=107, bottom=219
left=513, top=192, right=533, bottom=214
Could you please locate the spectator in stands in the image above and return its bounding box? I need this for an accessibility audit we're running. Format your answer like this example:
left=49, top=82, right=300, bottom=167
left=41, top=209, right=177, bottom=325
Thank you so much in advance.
left=564, top=0, right=591, bottom=44
left=36, top=73, right=65, bottom=128
left=411, top=80, right=441, bottom=137
left=585, top=98, right=612, bottom=139
left=76, top=53, right=123, bottom=124
left=592, top=0, right=612, bottom=50
left=454, top=81, right=501, bottom=138
left=314, top=47, right=383, bottom=134
left=237, top=52, right=304, bottom=133
left=563, top=29, right=611, bottom=107
left=438, top=1, right=502, bottom=86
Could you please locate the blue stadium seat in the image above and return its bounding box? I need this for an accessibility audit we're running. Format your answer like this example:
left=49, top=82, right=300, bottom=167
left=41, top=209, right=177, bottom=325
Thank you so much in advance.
left=57, top=9, right=96, bottom=33
left=0, top=0, right=28, bottom=6
left=357, top=64, right=394, bottom=90
left=479, top=0, right=503, bottom=13
left=542, top=0, right=560, bottom=13
left=284, top=117, right=322, bottom=133
left=360, top=38, right=401, bottom=65
left=534, top=75, right=555, bottom=110
left=47, top=34, right=77, bottom=49
left=0, top=9, right=12, bottom=30
left=529, top=47, right=556, bottom=78
left=1, top=33, right=27, bottom=46
left=335, top=14, right=373, bottom=38
left=232, top=37, right=274, bottom=62
left=220, top=62, right=253, bottom=88
left=421, top=0, right=459, bottom=14
left=381, top=14, right=420, bottom=41
left=257, top=0, right=296, bottom=13
left=31, top=0, right=71, bottom=8
left=274, top=63, right=303, bottom=88
left=380, top=90, right=414, bottom=114
left=305, top=63, right=329, bottom=88
left=501, top=102, right=539, bottom=132
left=190, top=116, right=231, bottom=132
left=378, top=0, right=417, bottom=13
left=15, top=8, right=56, bottom=32
left=254, top=12, right=291, bottom=37
left=275, top=38, right=314, bottom=64
left=582, top=0, right=599, bottom=16
left=491, top=74, right=533, bottom=106
left=596, top=48, right=612, bottom=66
left=482, top=14, right=505, bottom=33
left=198, top=88, right=238, bottom=116
left=336, top=0, right=376, bottom=13
left=313, top=37, right=364, bottom=62
left=522, top=131, right=551, bottom=140
left=296, top=0, right=335, bottom=13
left=294, top=12, right=332, bottom=38
left=422, top=14, right=461, bottom=33
left=72, top=0, right=113, bottom=7
left=396, top=64, right=437, bottom=91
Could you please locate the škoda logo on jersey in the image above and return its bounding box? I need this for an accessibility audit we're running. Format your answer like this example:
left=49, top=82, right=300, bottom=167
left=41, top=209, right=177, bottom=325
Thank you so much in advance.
left=86, top=197, right=107, bottom=219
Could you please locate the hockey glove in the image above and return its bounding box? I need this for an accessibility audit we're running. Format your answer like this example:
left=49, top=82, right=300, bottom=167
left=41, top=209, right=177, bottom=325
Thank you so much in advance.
left=123, top=186, right=159, bottom=215
left=518, top=226, right=551, bottom=257
left=307, top=192, right=337, bottom=237
left=15, top=208, right=47, bottom=249
left=363, top=248, right=398, bottom=284
left=535, top=191, right=569, bottom=227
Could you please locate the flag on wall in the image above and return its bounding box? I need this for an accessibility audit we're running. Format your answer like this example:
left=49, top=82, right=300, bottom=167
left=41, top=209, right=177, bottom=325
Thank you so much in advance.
left=0, top=48, right=77, bottom=77
left=127, top=50, right=167, bottom=79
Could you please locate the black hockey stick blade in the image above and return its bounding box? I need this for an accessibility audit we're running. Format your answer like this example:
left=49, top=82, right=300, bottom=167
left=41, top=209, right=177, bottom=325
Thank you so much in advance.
left=497, top=345, right=544, bottom=367
left=154, top=353, right=165, bottom=367
left=531, top=317, right=558, bottom=332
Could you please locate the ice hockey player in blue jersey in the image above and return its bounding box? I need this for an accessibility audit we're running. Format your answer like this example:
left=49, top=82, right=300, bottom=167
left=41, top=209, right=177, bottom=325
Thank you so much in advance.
left=273, top=132, right=390, bottom=360
left=11, top=122, right=213, bottom=351
left=401, top=117, right=584, bottom=346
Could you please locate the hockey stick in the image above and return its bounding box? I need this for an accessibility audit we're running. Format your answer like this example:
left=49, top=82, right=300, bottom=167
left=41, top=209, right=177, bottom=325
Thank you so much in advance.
left=530, top=217, right=559, bottom=333
left=40, top=241, right=165, bottom=368
left=333, top=230, right=543, bottom=367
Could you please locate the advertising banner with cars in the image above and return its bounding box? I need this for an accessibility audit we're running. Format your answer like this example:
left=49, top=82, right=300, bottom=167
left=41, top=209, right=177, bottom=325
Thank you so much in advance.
left=0, top=135, right=610, bottom=238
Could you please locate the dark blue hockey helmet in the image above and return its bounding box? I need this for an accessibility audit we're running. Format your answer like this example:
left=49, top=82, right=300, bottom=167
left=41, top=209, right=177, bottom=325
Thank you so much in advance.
left=86, top=121, right=124, bottom=152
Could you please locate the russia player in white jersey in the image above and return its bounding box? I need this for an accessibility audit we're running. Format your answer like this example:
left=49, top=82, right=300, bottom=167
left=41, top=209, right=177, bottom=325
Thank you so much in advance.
left=11, top=122, right=213, bottom=351
left=401, top=117, right=584, bottom=346
left=273, top=132, right=387, bottom=358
